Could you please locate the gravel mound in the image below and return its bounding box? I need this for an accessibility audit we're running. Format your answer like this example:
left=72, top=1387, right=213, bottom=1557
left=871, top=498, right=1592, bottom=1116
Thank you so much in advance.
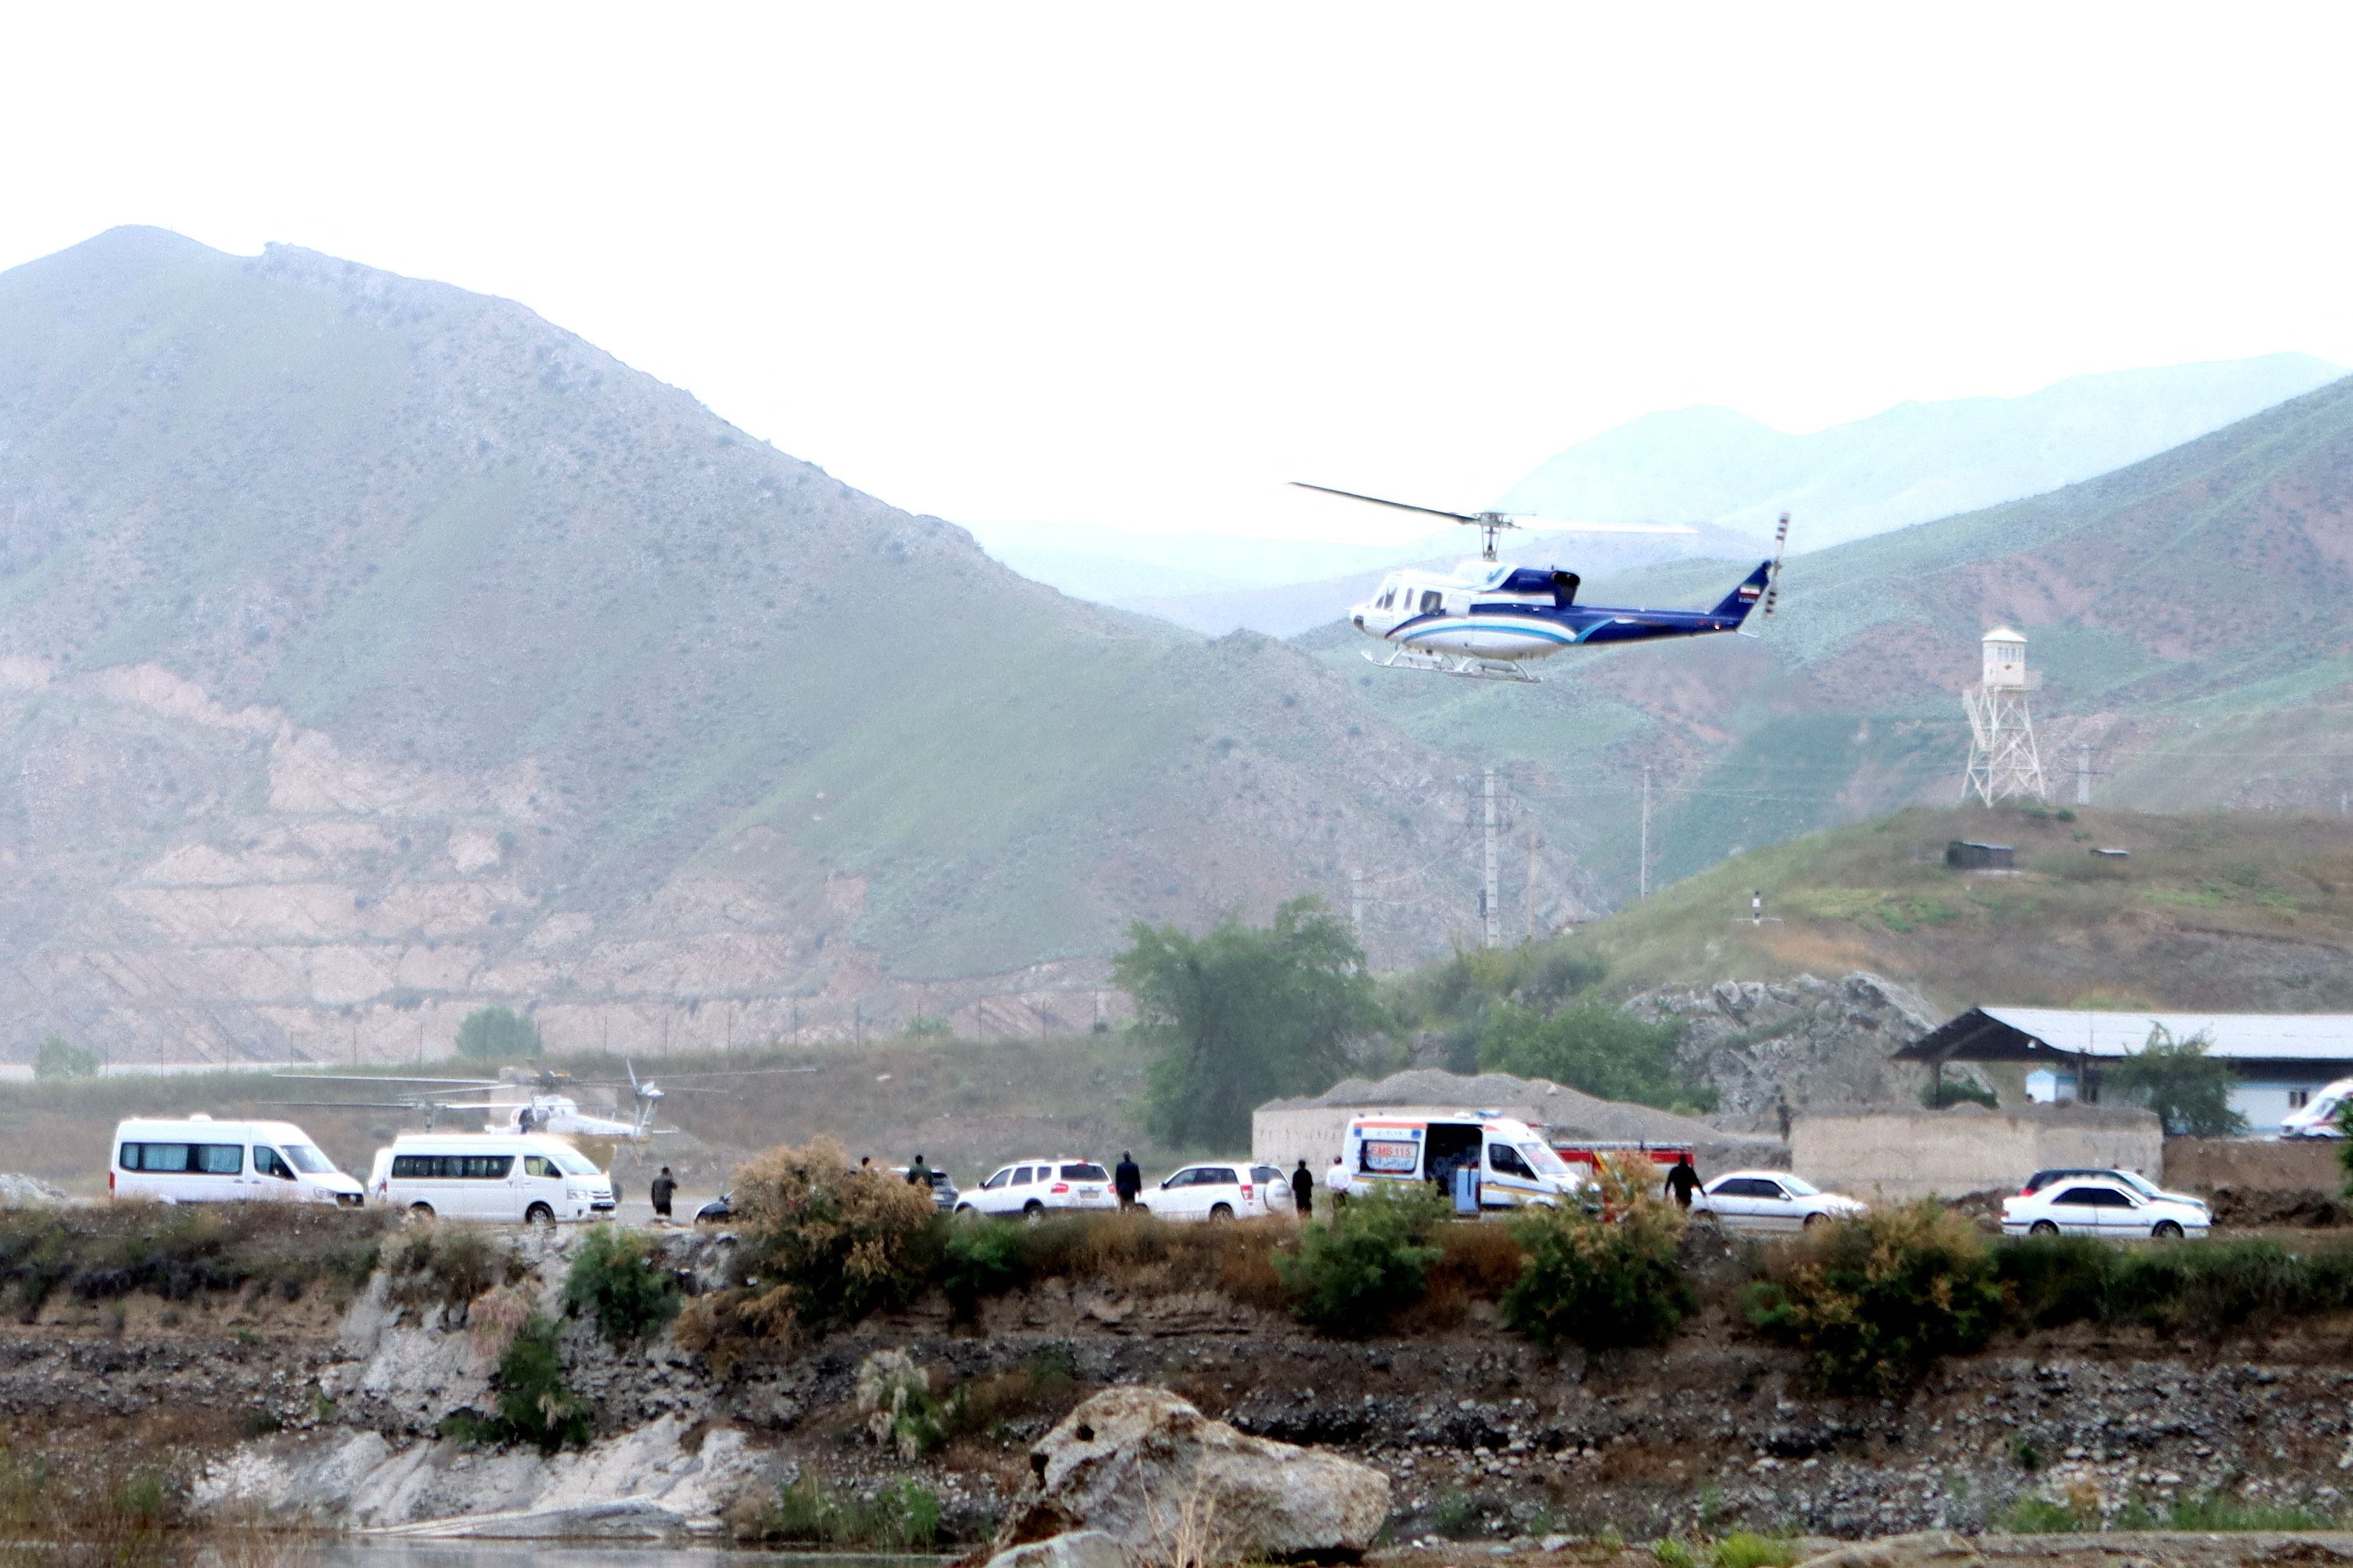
left=0, top=1173, right=70, bottom=1207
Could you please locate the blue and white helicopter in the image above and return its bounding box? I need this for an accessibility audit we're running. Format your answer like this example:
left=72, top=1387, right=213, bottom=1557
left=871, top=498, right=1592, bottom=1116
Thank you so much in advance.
left=1294, top=482, right=1789, bottom=683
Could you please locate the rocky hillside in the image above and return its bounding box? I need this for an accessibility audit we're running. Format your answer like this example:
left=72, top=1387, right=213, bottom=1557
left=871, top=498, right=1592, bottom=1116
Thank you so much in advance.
left=0, top=228, right=1590, bottom=1064
left=1321, top=375, right=2353, bottom=903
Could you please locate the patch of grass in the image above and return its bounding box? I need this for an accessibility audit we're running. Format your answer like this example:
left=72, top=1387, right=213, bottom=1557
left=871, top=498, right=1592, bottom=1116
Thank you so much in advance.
left=0, top=1205, right=389, bottom=1321
left=756, top=1474, right=942, bottom=1550
left=1653, top=1538, right=1700, bottom=1568
left=2000, top=1497, right=2084, bottom=1533
left=2165, top=1492, right=2333, bottom=1530
left=389, top=1224, right=517, bottom=1312
left=1711, top=1532, right=1798, bottom=1568
left=1433, top=1489, right=1479, bottom=1540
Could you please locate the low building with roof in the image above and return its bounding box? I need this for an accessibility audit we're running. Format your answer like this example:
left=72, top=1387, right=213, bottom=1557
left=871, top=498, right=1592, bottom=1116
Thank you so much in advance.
left=1893, top=1007, right=2353, bottom=1131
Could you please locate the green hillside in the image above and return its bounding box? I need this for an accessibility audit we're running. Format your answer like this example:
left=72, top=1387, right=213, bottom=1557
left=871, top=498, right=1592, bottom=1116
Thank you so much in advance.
left=1313, top=373, right=2353, bottom=908
left=1556, top=804, right=2353, bottom=1016
left=0, top=228, right=1547, bottom=1063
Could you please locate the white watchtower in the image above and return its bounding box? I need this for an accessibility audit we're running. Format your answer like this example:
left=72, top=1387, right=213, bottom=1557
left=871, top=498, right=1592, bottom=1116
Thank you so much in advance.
left=1962, top=625, right=2048, bottom=805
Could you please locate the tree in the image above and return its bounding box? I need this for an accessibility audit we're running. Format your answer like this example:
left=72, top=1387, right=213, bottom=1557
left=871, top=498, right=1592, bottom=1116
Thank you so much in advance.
left=1478, top=1002, right=1714, bottom=1111
left=2102, top=1025, right=2246, bottom=1136
left=32, top=1033, right=100, bottom=1081
left=1114, top=897, right=1387, bottom=1148
left=455, top=1006, right=543, bottom=1061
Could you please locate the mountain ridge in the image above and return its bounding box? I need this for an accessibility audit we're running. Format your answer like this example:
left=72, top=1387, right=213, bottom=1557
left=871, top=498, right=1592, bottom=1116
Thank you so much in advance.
left=0, top=227, right=1573, bottom=1063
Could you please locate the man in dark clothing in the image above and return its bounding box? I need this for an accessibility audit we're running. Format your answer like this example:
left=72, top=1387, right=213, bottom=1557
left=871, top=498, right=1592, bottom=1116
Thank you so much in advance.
left=1114, top=1151, right=1142, bottom=1209
left=1774, top=1094, right=1794, bottom=1142
left=1663, top=1155, right=1700, bottom=1209
left=1291, top=1158, right=1314, bottom=1219
left=906, top=1153, right=931, bottom=1187
left=650, top=1166, right=676, bottom=1220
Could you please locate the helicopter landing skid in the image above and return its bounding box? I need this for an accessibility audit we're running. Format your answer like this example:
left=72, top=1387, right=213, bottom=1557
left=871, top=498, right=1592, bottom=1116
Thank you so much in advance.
left=1363, top=647, right=1540, bottom=683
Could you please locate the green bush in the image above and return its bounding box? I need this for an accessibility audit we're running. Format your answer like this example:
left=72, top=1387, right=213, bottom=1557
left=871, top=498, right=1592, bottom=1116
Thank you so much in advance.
left=492, top=1314, right=590, bottom=1452
left=563, top=1224, right=680, bottom=1343
left=1743, top=1201, right=2006, bottom=1397
left=1992, top=1234, right=2116, bottom=1329
left=939, top=1222, right=1029, bottom=1321
left=758, top=1474, right=942, bottom=1549
left=856, top=1349, right=946, bottom=1457
left=1503, top=1176, right=1688, bottom=1351
left=32, top=1034, right=99, bottom=1081
left=1274, top=1184, right=1446, bottom=1335
left=454, top=1005, right=543, bottom=1061
left=2000, top=1496, right=2084, bottom=1533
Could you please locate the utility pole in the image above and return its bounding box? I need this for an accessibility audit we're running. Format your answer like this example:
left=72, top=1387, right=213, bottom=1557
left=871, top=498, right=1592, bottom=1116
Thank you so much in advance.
left=2076, top=744, right=2091, bottom=807
left=1639, top=765, right=1653, bottom=900
left=1525, top=828, right=1539, bottom=943
left=1481, top=768, right=1500, bottom=949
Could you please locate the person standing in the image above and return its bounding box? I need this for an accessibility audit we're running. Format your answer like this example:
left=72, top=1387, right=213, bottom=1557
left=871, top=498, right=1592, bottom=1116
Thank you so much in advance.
left=906, top=1152, right=931, bottom=1187
left=1774, top=1093, right=1794, bottom=1142
left=650, top=1166, right=676, bottom=1221
left=1114, top=1151, right=1142, bottom=1210
left=1327, top=1153, right=1352, bottom=1211
left=1290, top=1158, right=1313, bottom=1219
left=1663, top=1154, right=1700, bottom=1210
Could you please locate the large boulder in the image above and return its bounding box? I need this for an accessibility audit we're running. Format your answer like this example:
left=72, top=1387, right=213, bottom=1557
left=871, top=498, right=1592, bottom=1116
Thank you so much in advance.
left=997, top=1386, right=1389, bottom=1563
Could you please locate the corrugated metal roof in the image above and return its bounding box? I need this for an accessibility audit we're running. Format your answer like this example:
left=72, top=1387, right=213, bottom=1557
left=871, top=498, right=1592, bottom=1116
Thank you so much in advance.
left=1978, top=1008, right=2353, bottom=1061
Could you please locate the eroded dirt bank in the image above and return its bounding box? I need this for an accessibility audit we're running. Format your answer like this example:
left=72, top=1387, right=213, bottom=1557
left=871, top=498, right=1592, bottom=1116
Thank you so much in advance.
left=7, top=1228, right=2353, bottom=1549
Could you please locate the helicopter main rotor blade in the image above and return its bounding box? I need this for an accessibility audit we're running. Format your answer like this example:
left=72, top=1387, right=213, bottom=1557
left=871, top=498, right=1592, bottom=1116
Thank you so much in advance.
left=1512, top=519, right=1700, bottom=535
left=1290, top=482, right=1491, bottom=525
left=272, top=1073, right=507, bottom=1087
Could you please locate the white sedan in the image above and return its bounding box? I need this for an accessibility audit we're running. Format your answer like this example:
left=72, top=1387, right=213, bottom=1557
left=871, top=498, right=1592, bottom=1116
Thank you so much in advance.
left=2002, top=1177, right=2209, bottom=1239
left=1693, top=1171, right=1866, bottom=1232
left=1139, top=1162, right=1292, bottom=1221
left=956, top=1158, right=1117, bottom=1221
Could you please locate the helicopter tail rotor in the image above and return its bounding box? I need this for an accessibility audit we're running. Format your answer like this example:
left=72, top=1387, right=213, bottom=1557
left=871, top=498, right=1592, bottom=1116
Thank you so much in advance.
left=1760, top=512, right=1790, bottom=617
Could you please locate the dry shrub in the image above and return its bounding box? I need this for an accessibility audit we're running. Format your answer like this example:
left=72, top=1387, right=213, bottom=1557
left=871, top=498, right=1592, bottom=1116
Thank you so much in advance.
left=1432, top=1220, right=1527, bottom=1297
left=389, top=1224, right=517, bottom=1312
left=0, top=1435, right=175, bottom=1568
left=465, top=1284, right=535, bottom=1366
left=1210, top=1224, right=1287, bottom=1311
left=710, top=1137, right=939, bottom=1341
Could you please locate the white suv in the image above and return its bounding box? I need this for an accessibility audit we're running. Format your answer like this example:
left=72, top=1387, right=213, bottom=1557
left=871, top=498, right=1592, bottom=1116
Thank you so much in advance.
left=957, top=1158, right=1117, bottom=1221
left=1140, top=1162, right=1292, bottom=1221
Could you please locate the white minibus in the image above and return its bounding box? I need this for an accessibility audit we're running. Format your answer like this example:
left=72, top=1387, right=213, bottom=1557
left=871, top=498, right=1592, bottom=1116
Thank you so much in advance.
left=1341, top=1111, right=1580, bottom=1211
left=110, top=1116, right=366, bottom=1206
left=377, top=1133, right=615, bottom=1223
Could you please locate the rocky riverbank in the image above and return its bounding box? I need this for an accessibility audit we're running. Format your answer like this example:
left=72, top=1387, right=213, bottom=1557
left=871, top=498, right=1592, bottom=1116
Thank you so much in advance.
left=6, top=1221, right=2353, bottom=1547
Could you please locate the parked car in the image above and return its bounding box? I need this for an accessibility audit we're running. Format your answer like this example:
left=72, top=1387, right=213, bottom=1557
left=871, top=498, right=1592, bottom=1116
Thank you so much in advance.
left=1691, top=1170, right=1866, bottom=1232
left=112, top=1116, right=366, bottom=1208
left=378, top=1132, right=616, bottom=1223
left=2003, top=1177, right=2210, bottom=1239
left=695, top=1192, right=733, bottom=1225
left=893, top=1166, right=961, bottom=1212
left=2019, top=1166, right=2208, bottom=1215
left=1139, top=1162, right=1289, bottom=1221
left=956, top=1158, right=1116, bottom=1221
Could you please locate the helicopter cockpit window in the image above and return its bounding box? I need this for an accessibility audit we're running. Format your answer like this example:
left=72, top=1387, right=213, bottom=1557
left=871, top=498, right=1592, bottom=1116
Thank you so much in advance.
left=1420, top=590, right=1444, bottom=614
left=1377, top=588, right=1394, bottom=609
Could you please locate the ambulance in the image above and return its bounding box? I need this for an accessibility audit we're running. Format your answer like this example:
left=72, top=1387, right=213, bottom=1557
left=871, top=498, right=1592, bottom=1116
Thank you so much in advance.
left=1339, top=1111, right=1581, bottom=1210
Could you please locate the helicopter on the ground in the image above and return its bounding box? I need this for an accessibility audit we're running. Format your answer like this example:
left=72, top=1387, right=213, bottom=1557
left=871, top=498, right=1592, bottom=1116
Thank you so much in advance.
left=1293, top=483, right=1788, bottom=683
left=273, top=1060, right=812, bottom=1141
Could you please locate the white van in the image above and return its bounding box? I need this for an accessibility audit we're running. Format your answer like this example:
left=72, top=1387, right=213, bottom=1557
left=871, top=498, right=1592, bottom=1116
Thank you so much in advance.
left=1341, top=1111, right=1580, bottom=1210
left=378, top=1133, right=615, bottom=1224
left=110, top=1116, right=366, bottom=1207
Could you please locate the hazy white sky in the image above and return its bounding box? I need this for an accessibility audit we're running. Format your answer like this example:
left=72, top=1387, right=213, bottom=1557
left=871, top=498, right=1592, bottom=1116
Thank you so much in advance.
left=5, top=5, right=2349, bottom=545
